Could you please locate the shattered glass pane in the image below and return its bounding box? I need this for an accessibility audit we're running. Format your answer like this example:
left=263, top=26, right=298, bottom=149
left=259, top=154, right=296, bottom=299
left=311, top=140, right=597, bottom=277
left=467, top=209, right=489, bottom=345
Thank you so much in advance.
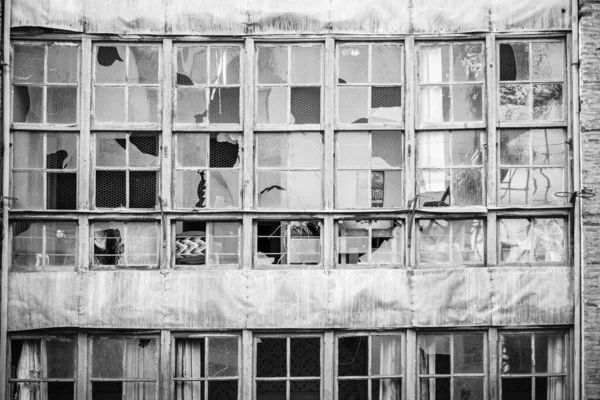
left=419, top=335, right=451, bottom=374
left=13, top=132, right=43, bottom=168
left=127, top=222, right=159, bottom=265
left=453, top=333, right=484, bottom=373
left=13, top=45, right=44, bottom=84
left=129, top=87, right=159, bottom=123
left=372, top=45, right=402, bottom=83
left=207, top=222, right=240, bottom=264
left=453, top=43, right=484, bottom=82
left=177, top=134, right=207, bottom=167
left=339, top=45, right=368, bottom=84
left=47, top=133, right=78, bottom=168
left=129, top=135, right=159, bottom=167
left=499, top=84, right=530, bottom=121
left=13, top=85, right=43, bottom=123
left=533, top=83, right=563, bottom=120
left=381, top=170, right=402, bottom=208
left=371, top=86, right=402, bottom=123
left=210, top=133, right=241, bottom=168
left=257, top=46, right=288, bottom=84
left=289, top=132, right=322, bottom=168
left=257, top=87, right=287, bottom=124
left=208, top=87, right=240, bottom=124
left=419, top=45, right=451, bottom=83
left=420, top=85, right=450, bottom=123
left=209, top=170, right=239, bottom=208
left=177, top=47, right=207, bottom=85
left=175, top=87, right=207, bottom=124
left=175, top=222, right=207, bottom=264
left=451, top=219, right=484, bottom=263
left=13, top=171, right=43, bottom=209
left=257, top=134, right=288, bottom=168
left=336, top=170, right=370, bottom=209
left=371, top=221, right=403, bottom=264
left=499, top=43, right=529, bottom=81
left=289, top=221, right=321, bottom=265
left=256, top=221, right=287, bottom=265
left=256, top=221, right=321, bottom=265
left=257, top=170, right=287, bottom=208
left=291, top=46, right=321, bottom=84
left=452, top=84, right=483, bottom=122
left=372, top=132, right=402, bottom=168
left=12, top=222, right=43, bottom=268
left=338, top=86, right=368, bottom=124
left=175, top=170, right=205, bottom=208
left=96, top=46, right=126, bottom=84
left=289, top=171, right=322, bottom=209
left=291, top=87, right=320, bottom=124
left=210, top=47, right=240, bottom=85
left=533, top=218, right=566, bottom=263
left=337, top=220, right=369, bottom=264
left=96, top=135, right=126, bottom=167
left=499, top=219, right=531, bottom=263
left=337, top=132, right=370, bottom=168
left=94, top=87, right=125, bottom=123
left=47, top=45, right=78, bottom=84
left=500, top=334, right=531, bottom=373
left=532, top=42, right=564, bottom=81
left=418, top=169, right=450, bottom=207
left=47, top=86, right=77, bottom=124
left=129, top=46, right=159, bottom=84
left=418, top=219, right=484, bottom=266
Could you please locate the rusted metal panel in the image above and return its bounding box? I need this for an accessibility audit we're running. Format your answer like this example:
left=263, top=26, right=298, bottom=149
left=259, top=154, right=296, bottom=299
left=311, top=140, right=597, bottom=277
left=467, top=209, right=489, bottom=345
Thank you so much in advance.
left=328, top=270, right=411, bottom=328
left=411, top=269, right=492, bottom=326
left=490, top=267, right=573, bottom=325
left=246, top=270, right=328, bottom=328
left=11, top=0, right=83, bottom=31
left=410, top=0, right=490, bottom=33
left=165, top=0, right=246, bottom=35
left=490, top=0, right=571, bottom=31
left=163, top=271, right=247, bottom=329
left=8, top=272, right=80, bottom=331
left=79, top=271, right=165, bottom=328
left=84, top=0, right=166, bottom=34
left=246, top=0, right=329, bottom=34
left=328, top=0, right=410, bottom=34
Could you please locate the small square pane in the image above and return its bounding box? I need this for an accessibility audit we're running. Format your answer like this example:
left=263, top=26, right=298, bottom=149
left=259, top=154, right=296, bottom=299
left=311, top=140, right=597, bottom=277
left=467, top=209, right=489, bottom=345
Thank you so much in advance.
left=499, top=84, right=530, bottom=121
left=96, top=135, right=127, bottom=167
left=372, top=132, right=402, bottom=168
left=13, top=85, right=43, bottom=123
left=96, top=170, right=127, bottom=208
left=420, top=85, right=451, bottom=123
left=257, top=171, right=287, bottom=208
left=177, top=47, right=207, bottom=85
left=45, top=222, right=77, bottom=266
left=420, top=377, right=451, bottom=400
left=419, top=45, right=451, bottom=83
left=289, top=171, right=322, bottom=209
left=47, top=86, right=77, bottom=124
left=175, top=87, right=207, bottom=124
left=453, top=43, right=484, bottom=81
left=208, top=381, right=238, bottom=400
left=535, top=377, right=564, bottom=400
left=175, top=381, right=202, bottom=400
left=257, top=87, right=287, bottom=124
left=175, top=339, right=204, bottom=378
left=129, top=171, right=157, bottom=208
left=292, top=46, right=321, bottom=84
left=127, top=223, right=159, bottom=264
left=338, top=86, right=368, bottom=124
left=129, top=46, right=159, bottom=84
left=13, top=171, right=43, bottom=209
left=257, top=134, right=288, bottom=167
left=531, top=129, right=565, bottom=165
left=129, top=135, right=159, bottom=167
left=534, top=334, right=565, bottom=373
left=339, top=380, right=367, bottom=400
left=372, top=379, right=401, bottom=400
left=533, top=83, right=563, bottom=120
left=47, top=133, right=78, bottom=168
left=291, top=87, right=320, bottom=124
left=96, top=46, right=126, bottom=83
left=290, top=338, right=321, bottom=377
left=337, top=132, right=370, bottom=168
left=453, top=333, right=484, bottom=373
left=533, top=218, right=566, bottom=263
left=129, top=87, right=159, bottom=123
left=532, top=42, right=564, bottom=81
left=124, top=382, right=156, bottom=400
left=502, top=378, right=532, bottom=400
left=419, top=335, right=450, bottom=374
left=372, top=45, right=402, bottom=83
left=13, top=133, right=43, bottom=168
left=95, top=87, right=125, bottom=123
left=124, top=339, right=157, bottom=379
left=12, top=222, right=43, bottom=268
left=452, top=84, right=483, bottom=122
left=47, top=45, right=78, bottom=84
left=337, top=170, right=370, bottom=209
left=208, top=87, right=240, bottom=123
left=209, top=170, right=240, bottom=208
left=339, top=45, right=368, bottom=84
left=177, top=134, right=207, bottom=167
left=371, top=335, right=402, bottom=375
left=290, top=380, right=320, bottom=400
left=338, top=336, right=368, bottom=376
left=501, top=334, right=532, bottom=374
left=289, top=132, right=322, bottom=168
left=92, top=338, right=124, bottom=378
left=257, top=46, right=288, bottom=84
left=210, top=47, right=240, bottom=84
left=13, top=45, right=44, bottom=84
left=371, top=86, right=402, bottom=123
left=499, top=43, right=529, bottom=81
left=454, top=378, right=484, bottom=400
left=208, top=337, right=239, bottom=377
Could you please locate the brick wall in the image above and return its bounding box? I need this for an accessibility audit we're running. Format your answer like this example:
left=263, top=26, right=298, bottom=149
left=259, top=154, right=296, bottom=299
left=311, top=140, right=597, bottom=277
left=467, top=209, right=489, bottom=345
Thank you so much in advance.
left=580, top=0, right=600, bottom=398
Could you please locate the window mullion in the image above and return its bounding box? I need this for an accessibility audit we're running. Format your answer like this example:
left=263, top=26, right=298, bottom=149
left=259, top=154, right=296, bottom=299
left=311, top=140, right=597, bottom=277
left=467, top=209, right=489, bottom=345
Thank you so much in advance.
left=77, top=333, right=88, bottom=400
left=405, top=36, right=416, bottom=210
left=243, top=38, right=255, bottom=211
left=161, top=39, right=173, bottom=211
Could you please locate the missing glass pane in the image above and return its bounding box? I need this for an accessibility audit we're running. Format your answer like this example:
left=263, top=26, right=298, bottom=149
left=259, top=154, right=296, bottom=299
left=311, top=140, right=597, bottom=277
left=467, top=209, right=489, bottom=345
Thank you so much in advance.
left=418, top=219, right=484, bottom=266
left=291, top=87, right=320, bottom=124
left=256, top=221, right=321, bottom=266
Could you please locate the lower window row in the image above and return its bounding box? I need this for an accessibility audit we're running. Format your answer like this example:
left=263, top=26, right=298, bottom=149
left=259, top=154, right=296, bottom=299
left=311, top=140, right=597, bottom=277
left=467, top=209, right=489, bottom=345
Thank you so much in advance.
left=9, top=331, right=568, bottom=400
left=11, top=216, right=568, bottom=270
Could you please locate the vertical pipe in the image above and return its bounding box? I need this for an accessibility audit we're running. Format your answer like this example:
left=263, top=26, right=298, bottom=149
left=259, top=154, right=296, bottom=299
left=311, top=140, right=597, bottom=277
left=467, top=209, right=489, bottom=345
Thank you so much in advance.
left=0, top=0, right=12, bottom=397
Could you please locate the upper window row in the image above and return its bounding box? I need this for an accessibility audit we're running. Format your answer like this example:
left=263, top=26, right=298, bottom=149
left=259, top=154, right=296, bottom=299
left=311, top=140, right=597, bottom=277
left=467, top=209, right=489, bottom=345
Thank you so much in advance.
left=11, top=40, right=567, bottom=128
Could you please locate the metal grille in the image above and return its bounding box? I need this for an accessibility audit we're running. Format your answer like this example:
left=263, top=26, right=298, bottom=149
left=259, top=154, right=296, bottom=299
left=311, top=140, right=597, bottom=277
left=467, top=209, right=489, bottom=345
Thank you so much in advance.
left=371, top=86, right=401, bottom=110
left=46, top=87, right=77, bottom=124
left=130, top=171, right=157, bottom=208
left=291, top=87, right=320, bottom=124
left=96, top=170, right=126, bottom=208
left=47, top=173, right=77, bottom=210
left=208, top=87, right=240, bottom=124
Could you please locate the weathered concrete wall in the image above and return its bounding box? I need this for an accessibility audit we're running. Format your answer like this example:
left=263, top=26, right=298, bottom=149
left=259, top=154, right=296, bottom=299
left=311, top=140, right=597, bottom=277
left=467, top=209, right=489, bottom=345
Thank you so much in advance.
left=580, top=1, right=600, bottom=399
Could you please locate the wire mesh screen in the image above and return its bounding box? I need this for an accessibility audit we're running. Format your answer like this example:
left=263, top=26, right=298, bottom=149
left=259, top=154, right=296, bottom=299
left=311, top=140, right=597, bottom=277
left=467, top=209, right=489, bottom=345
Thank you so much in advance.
left=47, top=173, right=77, bottom=209
left=96, top=170, right=127, bottom=208
left=47, top=87, right=77, bottom=124
left=372, top=45, right=403, bottom=84
left=130, top=171, right=157, bottom=208
left=208, top=88, right=240, bottom=124
left=499, top=43, right=529, bottom=81
left=129, top=136, right=159, bottom=167
left=210, top=135, right=240, bottom=168
left=371, top=87, right=402, bottom=110
left=291, top=87, right=320, bottom=124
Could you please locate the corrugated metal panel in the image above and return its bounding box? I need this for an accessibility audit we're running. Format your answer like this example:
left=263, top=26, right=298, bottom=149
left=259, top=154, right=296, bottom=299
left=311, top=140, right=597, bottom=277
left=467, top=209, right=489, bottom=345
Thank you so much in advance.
left=410, top=0, right=490, bottom=33
left=165, top=0, right=246, bottom=35
left=490, top=267, right=573, bottom=325
left=8, top=272, right=80, bottom=330
left=246, top=270, right=328, bottom=328
left=328, top=0, right=410, bottom=34
left=411, top=269, right=492, bottom=326
left=490, top=0, right=571, bottom=31
left=11, top=0, right=83, bottom=31
left=84, top=0, right=166, bottom=34
left=327, top=270, right=411, bottom=328
left=163, top=271, right=247, bottom=329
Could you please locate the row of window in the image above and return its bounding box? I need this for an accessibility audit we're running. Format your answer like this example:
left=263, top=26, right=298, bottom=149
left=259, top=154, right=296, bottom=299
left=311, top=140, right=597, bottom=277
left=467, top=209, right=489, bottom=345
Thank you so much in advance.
left=10, top=128, right=569, bottom=210
left=8, top=330, right=568, bottom=400
left=11, top=217, right=568, bottom=270
left=12, top=40, right=566, bottom=128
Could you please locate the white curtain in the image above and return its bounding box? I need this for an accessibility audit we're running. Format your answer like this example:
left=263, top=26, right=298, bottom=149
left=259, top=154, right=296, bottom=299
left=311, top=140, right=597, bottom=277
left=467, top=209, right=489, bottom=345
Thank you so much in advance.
left=376, top=336, right=401, bottom=400
left=15, top=341, right=42, bottom=400
left=124, top=340, right=157, bottom=400
left=545, top=336, right=564, bottom=400
left=175, top=340, right=203, bottom=400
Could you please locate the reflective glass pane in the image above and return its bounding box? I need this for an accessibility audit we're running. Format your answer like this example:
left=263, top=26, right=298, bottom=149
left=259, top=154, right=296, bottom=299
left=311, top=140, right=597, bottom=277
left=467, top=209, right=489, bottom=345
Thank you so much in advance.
left=338, top=336, right=368, bottom=376
left=499, top=43, right=529, bottom=81
left=453, top=43, right=484, bottom=81
left=175, top=87, right=207, bottom=124
left=533, top=83, right=563, bottom=120
left=453, top=333, right=484, bottom=373
left=14, top=45, right=44, bottom=84
left=532, top=42, right=564, bottom=81
left=533, top=218, right=566, bottom=263
left=499, top=219, right=532, bottom=263
left=499, top=84, right=529, bottom=121
left=210, top=47, right=240, bottom=85
left=92, top=339, right=124, bottom=378
left=534, top=334, right=565, bottom=373
left=501, top=334, right=532, bottom=374
left=129, top=46, right=159, bottom=84
left=208, top=337, right=239, bottom=377
left=419, top=335, right=451, bottom=374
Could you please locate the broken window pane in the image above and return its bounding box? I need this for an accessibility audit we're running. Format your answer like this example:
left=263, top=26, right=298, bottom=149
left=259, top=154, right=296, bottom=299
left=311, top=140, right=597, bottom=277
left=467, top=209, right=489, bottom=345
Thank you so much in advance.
left=371, top=86, right=402, bottom=123
left=417, top=131, right=484, bottom=207
left=419, top=335, right=451, bottom=374
left=418, top=219, right=485, bottom=266
left=499, top=218, right=566, bottom=264
left=13, top=85, right=43, bottom=123
left=96, top=46, right=127, bottom=83
left=499, top=129, right=566, bottom=206
left=256, top=220, right=321, bottom=266
left=337, top=220, right=403, bottom=265
left=92, top=222, right=159, bottom=268
left=175, top=221, right=241, bottom=266
left=291, top=87, right=320, bottom=124
left=12, top=221, right=75, bottom=270
left=500, top=43, right=529, bottom=81
left=534, top=334, right=565, bottom=373
left=257, top=87, right=288, bottom=124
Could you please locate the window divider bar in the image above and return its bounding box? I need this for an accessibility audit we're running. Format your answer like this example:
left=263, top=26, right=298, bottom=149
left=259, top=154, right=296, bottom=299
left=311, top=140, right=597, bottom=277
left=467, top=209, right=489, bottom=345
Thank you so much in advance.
left=242, top=330, right=253, bottom=400
left=324, top=215, right=334, bottom=270
left=243, top=38, right=255, bottom=211
left=161, top=39, right=173, bottom=211
left=159, top=330, right=171, bottom=400
left=488, top=328, right=499, bottom=400
left=80, top=38, right=92, bottom=210
left=323, top=331, right=334, bottom=400
left=324, top=37, right=335, bottom=211
left=486, top=33, right=498, bottom=209
left=406, top=329, right=417, bottom=400
left=77, top=333, right=88, bottom=400
left=79, top=215, right=89, bottom=272
left=405, top=36, right=416, bottom=209
left=487, top=212, right=497, bottom=267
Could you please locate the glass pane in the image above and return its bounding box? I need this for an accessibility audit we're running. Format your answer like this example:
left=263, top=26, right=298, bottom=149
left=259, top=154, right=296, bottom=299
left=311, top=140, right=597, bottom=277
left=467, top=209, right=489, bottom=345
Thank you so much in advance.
left=47, top=45, right=78, bottom=83
left=94, top=87, right=125, bottom=123
left=419, top=335, right=450, bottom=374
left=499, top=43, right=529, bottom=81
left=92, top=222, right=125, bottom=266
left=291, top=337, right=321, bottom=377
left=257, top=87, right=287, bottom=124
left=12, top=222, right=43, bottom=268
left=45, top=221, right=77, bottom=266
left=454, top=378, right=484, bottom=400
left=257, top=171, right=287, bottom=208
left=129, top=87, right=159, bottom=123
left=371, top=220, right=403, bottom=264
left=210, top=47, right=240, bottom=84
left=532, top=42, right=564, bottom=81
left=292, top=46, right=321, bottom=84
left=13, top=132, right=43, bottom=168
left=419, top=45, right=450, bottom=83
left=533, top=218, right=566, bottom=263
left=208, top=87, right=240, bottom=123
left=372, top=335, right=403, bottom=375
left=378, top=170, right=403, bottom=208
left=453, top=84, right=483, bottom=122
left=290, top=380, right=320, bottom=400
left=175, top=87, right=207, bottom=124
left=533, top=83, right=563, bottom=120
left=338, top=336, right=368, bottom=376
left=289, top=221, right=321, bottom=265
left=127, top=222, right=159, bottom=264
left=372, top=45, right=402, bottom=83
left=338, top=221, right=369, bottom=265
left=371, top=86, right=402, bottom=123
left=208, top=381, right=238, bottom=400
left=92, top=381, right=122, bottom=400
left=499, top=84, right=530, bottom=121
left=257, top=381, right=285, bottom=400
left=47, top=86, right=77, bottom=123
left=499, top=167, right=530, bottom=206
left=420, top=85, right=450, bottom=123
left=289, top=171, right=322, bottom=209
left=338, top=86, right=368, bottom=124
left=532, top=129, right=565, bottom=165
left=175, top=170, right=205, bottom=208
left=47, top=382, right=74, bottom=400
left=535, top=334, right=565, bottom=373
left=175, top=339, right=204, bottom=378
left=175, top=381, right=201, bottom=400
left=453, top=43, right=484, bottom=81
left=337, top=132, right=370, bottom=168
left=372, top=379, right=401, bottom=400
left=418, top=169, right=450, bottom=207
left=502, top=378, right=531, bottom=400
left=124, top=338, right=157, bottom=379
left=124, top=382, right=156, bottom=400
left=96, top=135, right=126, bottom=166
left=372, top=131, right=402, bottom=168
left=535, top=377, right=564, bottom=400
left=96, top=46, right=126, bottom=83
left=10, top=340, right=42, bottom=379
left=339, top=45, right=368, bottom=83
left=130, top=135, right=159, bottom=167
left=92, top=338, right=124, bottom=378
left=500, top=129, right=531, bottom=165
left=336, top=170, right=370, bottom=209
left=452, top=168, right=483, bottom=206
left=257, top=338, right=287, bottom=377
left=13, top=171, right=43, bottom=209
left=208, top=337, right=238, bottom=377
left=257, top=133, right=288, bottom=167
left=47, top=133, right=77, bottom=168
left=13, top=85, right=43, bottom=123
left=291, top=87, right=320, bottom=124
left=13, top=45, right=44, bottom=84
left=289, top=132, right=322, bottom=168
left=501, top=334, right=532, bottom=374
left=420, top=378, right=450, bottom=400
left=208, top=170, right=240, bottom=208
left=177, top=46, right=207, bottom=85
left=499, top=219, right=532, bottom=263
left=453, top=333, right=484, bottom=373
left=339, top=380, right=367, bottom=400
left=177, top=133, right=207, bottom=167
left=257, top=46, right=288, bottom=84
left=531, top=167, right=564, bottom=206
left=129, top=46, right=159, bottom=84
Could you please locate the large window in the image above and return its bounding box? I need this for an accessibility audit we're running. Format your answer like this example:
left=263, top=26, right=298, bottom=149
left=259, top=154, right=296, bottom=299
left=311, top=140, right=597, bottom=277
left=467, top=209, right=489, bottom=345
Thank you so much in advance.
left=12, top=220, right=78, bottom=270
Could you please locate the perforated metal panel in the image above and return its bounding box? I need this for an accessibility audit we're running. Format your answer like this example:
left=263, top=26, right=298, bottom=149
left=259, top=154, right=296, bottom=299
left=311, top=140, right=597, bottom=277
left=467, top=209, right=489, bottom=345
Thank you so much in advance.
left=371, top=87, right=401, bottom=110
left=291, top=87, right=320, bottom=124
left=96, top=170, right=127, bottom=208
left=130, top=171, right=157, bottom=208
left=208, top=88, right=240, bottom=124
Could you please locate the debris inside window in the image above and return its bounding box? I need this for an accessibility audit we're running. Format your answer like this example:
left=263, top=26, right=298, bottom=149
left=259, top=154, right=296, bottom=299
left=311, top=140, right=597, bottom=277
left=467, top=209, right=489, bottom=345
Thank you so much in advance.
left=417, top=130, right=484, bottom=207
left=93, top=222, right=159, bottom=268
left=256, top=133, right=322, bottom=209
left=175, top=133, right=241, bottom=209
left=175, top=221, right=241, bottom=266
left=257, top=44, right=322, bottom=125
left=418, top=219, right=484, bottom=266
left=499, top=218, right=566, bottom=264
left=337, top=220, right=403, bottom=265
left=336, top=131, right=402, bottom=209
left=499, top=128, right=566, bottom=206
left=256, top=221, right=321, bottom=266
left=418, top=43, right=483, bottom=124
left=12, top=221, right=77, bottom=270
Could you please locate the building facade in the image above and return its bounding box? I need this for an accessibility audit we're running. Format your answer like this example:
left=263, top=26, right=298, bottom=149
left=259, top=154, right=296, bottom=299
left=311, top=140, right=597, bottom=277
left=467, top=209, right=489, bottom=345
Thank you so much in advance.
left=1, top=0, right=598, bottom=399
